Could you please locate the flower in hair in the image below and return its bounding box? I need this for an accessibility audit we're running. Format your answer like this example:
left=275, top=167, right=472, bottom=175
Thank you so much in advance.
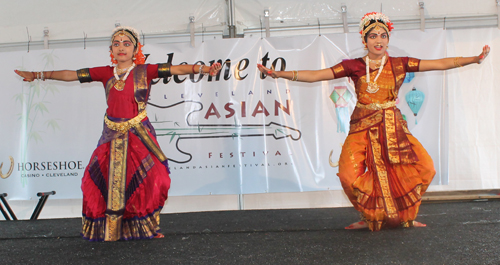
left=359, top=12, right=393, bottom=33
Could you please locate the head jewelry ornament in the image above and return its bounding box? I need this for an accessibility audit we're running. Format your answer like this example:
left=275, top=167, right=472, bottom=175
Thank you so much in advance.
left=109, top=26, right=146, bottom=65
left=359, top=12, right=394, bottom=44
left=111, top=26, right=140, bottom=47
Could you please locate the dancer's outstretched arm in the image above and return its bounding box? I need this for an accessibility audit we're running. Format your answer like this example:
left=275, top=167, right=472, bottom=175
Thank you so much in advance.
left=257, top=64, right=335, bottom=83
left=14, top=70, right=78, bottom=82
left=419, top=45, right=490, bottom=72
left=14, top=62, right=222, bottom=83
left=171, top=62, right=222, bottom=76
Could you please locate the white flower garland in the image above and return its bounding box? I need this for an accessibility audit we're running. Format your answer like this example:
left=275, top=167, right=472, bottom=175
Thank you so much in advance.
left=359, top=13, right=391, bottom=32
left=365, top=55, right=386, bottom=94
left=113, top=63, right=135, bottom=91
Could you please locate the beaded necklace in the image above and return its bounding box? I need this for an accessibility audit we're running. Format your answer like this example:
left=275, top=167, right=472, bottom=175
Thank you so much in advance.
left=364, top=55, right=386, bottom=94
left=113, top=63, right=135, bottom=91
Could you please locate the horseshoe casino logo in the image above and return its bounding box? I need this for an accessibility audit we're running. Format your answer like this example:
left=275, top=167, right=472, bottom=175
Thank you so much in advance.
left=0, top=156, right=14, bottom=179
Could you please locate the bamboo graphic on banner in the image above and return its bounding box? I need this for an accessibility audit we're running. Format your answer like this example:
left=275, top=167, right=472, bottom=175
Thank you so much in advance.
left=14, top=51, right=61, bottom=186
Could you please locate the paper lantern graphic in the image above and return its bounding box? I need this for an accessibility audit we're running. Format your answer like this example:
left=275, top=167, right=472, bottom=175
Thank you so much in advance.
left=405, top=87, right=425, bottom=124
left=330, top=86, right=352, bottom=133
left=403, top=72, right=415, bottom=83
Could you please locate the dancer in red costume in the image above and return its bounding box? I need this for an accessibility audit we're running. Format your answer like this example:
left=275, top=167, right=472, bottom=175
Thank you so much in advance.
left=16, top=26, right=221, bottom=241
left=258, top=12, right=490, bottom=231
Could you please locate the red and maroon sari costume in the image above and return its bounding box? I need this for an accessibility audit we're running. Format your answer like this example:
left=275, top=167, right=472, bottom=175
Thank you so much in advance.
left=76, top=63, right=172, bottom=241
left=333, top=57, right=436, bottom=231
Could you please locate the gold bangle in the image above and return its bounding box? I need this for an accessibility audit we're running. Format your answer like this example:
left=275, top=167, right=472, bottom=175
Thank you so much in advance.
left=291, top=70, right=298, bottom=81
left=454, top=56, right=463, bottom=68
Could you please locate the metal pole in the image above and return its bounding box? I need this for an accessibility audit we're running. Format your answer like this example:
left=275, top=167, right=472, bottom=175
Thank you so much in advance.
left=43, top=27, right=49, bottom=49
left=30, top=191, right=56, bottom=220
left=189, top=16, right=195, bottom=47
left=497, top=0, right=500, bottom=29
left=419, top=2, right=425, bottom=32
left=0, top=193, right=17, bottom=220
left=228, top=0, right=236, bottom=38
left=341, top=4, right=349, bottom=33
left=264, top=9, right=270, bottom=38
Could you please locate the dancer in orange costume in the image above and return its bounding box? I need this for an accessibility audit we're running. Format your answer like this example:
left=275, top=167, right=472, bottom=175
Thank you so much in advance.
left=16, top=27, right=221, bottom=241
left=258, top=12, right=490, bottom=231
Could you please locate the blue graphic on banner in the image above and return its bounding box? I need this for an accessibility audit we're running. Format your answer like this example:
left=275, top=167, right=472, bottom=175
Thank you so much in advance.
left=330, top=86, right=352, bottom=134
left=404, top=72, right=415, bottom=83
left=405, top=87, right=425, bottom=124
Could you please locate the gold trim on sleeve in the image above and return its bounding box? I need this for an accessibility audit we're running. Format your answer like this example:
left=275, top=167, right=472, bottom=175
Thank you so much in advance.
left=407, top=58, right=420, bottom=72
left=332, top=64, right=346, bottom=78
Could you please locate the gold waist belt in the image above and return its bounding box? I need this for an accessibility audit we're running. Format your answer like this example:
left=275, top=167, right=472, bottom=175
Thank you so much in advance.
left=356, top=101, right=396, bottom=110
left=104, top=111, right=147, bottom=134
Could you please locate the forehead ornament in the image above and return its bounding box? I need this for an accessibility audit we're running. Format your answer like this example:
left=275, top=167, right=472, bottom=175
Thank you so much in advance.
left=359, top=12, right=394, bottom=44
left=111, top=28, right=138, bottom=47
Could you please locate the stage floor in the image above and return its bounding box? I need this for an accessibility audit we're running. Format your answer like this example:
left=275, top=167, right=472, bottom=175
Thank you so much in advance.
left=1, top=200, right=499, bottom=264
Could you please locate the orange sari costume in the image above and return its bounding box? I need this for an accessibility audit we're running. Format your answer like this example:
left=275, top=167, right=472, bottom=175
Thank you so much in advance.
left=333, top=57, right=436, bottom=231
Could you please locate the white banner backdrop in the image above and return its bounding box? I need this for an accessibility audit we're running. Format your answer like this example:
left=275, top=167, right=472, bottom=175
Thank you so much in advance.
left=0, top=29, right=446, bottom=200
left=446, top=28, right=500, bottom=190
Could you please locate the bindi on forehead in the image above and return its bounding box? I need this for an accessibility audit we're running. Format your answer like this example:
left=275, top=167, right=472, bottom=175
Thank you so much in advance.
left=369, top=32, right=388, bottom=36
left=368, top=29, right=389, bottom=37
left=113, top=36, right=133, bottom=43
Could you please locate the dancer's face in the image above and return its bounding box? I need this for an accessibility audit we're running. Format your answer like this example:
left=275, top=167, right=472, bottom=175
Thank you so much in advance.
left=365, top=27, right=389, bottom=59
left=111, top=35, right=136, bottom=65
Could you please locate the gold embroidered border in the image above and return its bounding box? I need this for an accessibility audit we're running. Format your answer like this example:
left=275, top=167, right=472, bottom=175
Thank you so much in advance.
left=384, top=109, right=400, bottom=164
left=392, top=57, right=406, bottom=96
left=133, top=65, right=149, bottom=113
left=134, top=123, right=168, bottom=162
left=105, top=75, right=117, bottom=102
left=121, top=211, right=160, bottom=239
left=401, top=221, right=414, bottom=228
left=349, top=112, right=384, bottom=134
left=105, top=133, right=128, bottom=241
left=82, top=208, right=162, bottom=241
left=368, top=127, right=398, bottom=219
left=368, top=221, right=383, bottom=231
left=81, top=217, right=105, bottom=241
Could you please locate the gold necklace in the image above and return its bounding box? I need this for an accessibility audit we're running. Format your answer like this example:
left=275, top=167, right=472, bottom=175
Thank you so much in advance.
left=116, top=68, right=127, bottom=74
left=367, top=57, right=383, bottom=68
left=113, top=63, right=135, bottom=91
left=365, top=55, right=386, bottom=94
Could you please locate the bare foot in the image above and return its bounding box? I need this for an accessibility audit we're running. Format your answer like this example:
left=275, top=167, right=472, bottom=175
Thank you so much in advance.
left=154, top=233, right=165, bottom=238
left=345, top=221, right=369, bottom=229
left=413, top=221, right=426, bottom=227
